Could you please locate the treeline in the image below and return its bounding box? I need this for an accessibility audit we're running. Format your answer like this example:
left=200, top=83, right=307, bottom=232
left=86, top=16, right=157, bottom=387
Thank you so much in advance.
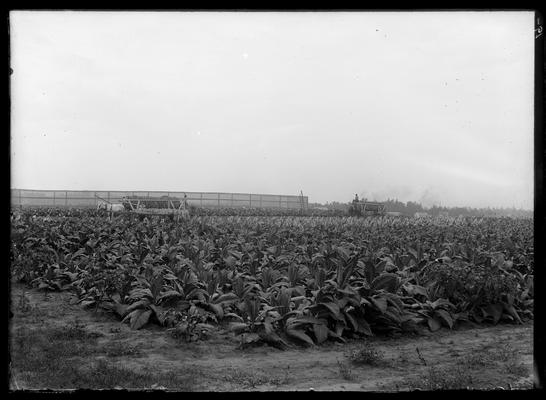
left=311, top=199, right=533, bottom=218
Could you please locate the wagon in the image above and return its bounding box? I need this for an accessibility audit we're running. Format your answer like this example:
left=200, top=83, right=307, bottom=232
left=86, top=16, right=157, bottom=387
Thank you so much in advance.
left=123, top=196, right=190, bottom=221
left=95, top=194, right=190, bottom=221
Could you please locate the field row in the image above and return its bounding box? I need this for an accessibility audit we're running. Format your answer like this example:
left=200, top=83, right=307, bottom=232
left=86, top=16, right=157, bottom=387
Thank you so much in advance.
left=10, top=209, right=533, bottom=347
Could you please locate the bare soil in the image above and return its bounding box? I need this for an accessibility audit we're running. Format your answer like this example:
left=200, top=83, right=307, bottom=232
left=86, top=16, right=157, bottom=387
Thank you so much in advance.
left=9, top=283, right=535, bottom=391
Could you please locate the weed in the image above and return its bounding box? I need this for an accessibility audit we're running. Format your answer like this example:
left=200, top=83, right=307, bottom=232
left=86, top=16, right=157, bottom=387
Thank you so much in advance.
left=397, top=352, right=410, bottom=364
left=16, top=291, right=32, bottom=314
left=346, top=345, right=385, bottom=366
left=168, top=321, right=207, bottom=343
left=461, top=353, right=490, bottom=368
left=415, top=346, right=427, bottom=366
left=42, top=291, right=51, bottom=302
left=337, top=360, right=356, bottom=381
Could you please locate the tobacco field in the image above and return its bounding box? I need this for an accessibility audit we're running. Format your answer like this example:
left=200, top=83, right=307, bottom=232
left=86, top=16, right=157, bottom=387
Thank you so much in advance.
left=10, top=208, right=534, bottom=348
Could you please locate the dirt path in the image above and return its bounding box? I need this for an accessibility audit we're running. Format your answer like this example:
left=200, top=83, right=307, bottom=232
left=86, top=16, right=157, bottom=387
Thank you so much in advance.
left=9, top=283, right=535, bottom=391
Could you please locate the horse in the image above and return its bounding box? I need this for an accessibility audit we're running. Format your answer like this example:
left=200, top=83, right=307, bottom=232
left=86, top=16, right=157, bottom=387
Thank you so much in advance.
left=97, top=200, right=125, bottom=212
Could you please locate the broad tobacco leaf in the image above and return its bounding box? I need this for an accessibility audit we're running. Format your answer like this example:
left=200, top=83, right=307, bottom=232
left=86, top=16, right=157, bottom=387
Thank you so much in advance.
left=286, top=328, right=315, bottom=346
left=128, top=309, right=152, bottom=330
left=427, top=317, right=442, bottom=332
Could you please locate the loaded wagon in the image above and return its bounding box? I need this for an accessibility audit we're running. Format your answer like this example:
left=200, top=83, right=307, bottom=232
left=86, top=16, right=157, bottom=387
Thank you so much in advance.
left=95, top=194, right=190, bottom=221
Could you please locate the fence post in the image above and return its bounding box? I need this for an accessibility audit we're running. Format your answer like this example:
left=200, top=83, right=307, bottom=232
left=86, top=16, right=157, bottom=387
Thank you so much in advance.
left=19, top=190, right=22, bottom=207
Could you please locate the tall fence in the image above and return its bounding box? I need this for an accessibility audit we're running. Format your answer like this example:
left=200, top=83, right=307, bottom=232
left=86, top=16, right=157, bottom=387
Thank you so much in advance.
left=11, top=189, right=308, bottom=210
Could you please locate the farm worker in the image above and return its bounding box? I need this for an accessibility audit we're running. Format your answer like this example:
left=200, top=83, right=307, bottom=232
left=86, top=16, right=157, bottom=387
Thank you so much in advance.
left=183, top=193, right=188, bottom=209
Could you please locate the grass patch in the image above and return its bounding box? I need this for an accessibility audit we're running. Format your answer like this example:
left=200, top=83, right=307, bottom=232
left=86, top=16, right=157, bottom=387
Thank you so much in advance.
left=403, top=342, right=529, bottom=390
left=14, top=357, right=197, bottom=390
left=504, top=361, right=528, bottom=377
left=10, top=323, right=196, bottom=390
left=103, top=342, right=142, bottom=357
left=70, top=359, right=196, bottom=390
left=12, top=325, right=101, bottom=360
left=404, top=365, right=475, bottom=390
left=222, top=367, right=292, bottom=388
left=458, top=343, right=522, bottom=371
left=50, top=320, right=105, bottom=341
left=460, top=352, right=490, bottom=368
left=403, top=346, right=475, bottom=390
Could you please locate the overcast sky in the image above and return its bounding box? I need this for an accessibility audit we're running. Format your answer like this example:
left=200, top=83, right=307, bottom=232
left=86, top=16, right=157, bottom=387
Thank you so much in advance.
left=10, top=11, right=534, bottom=209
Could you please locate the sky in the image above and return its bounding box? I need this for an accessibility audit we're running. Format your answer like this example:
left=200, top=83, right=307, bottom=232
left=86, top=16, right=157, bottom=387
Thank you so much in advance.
left=10, top=11, right=535, bottom=209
